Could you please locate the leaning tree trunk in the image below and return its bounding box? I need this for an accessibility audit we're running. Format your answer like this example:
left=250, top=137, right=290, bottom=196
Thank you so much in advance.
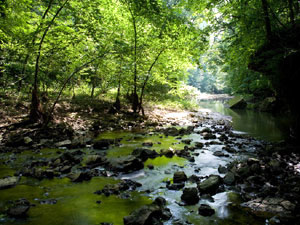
left=261, top=0, right=272, bottom=42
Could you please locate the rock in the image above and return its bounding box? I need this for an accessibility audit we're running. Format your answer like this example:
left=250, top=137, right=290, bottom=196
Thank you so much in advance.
left=163, top=127, right=179, bottom=136
left=147, top=164, right=154, bottom=170
left=23, top=137, right=33, bottom=145
left=40, top=199, right=57, bottom=205
left=228, top=96, right=247, bottom=109
left=160, top=149, right=174, bottom=158
left=181, top=139, right=192, bottom=145
left=194, top=142, right=204, bottom=149
left=198, top=204, right=215, bottom=216
left=67, top=171, right=92, bottom=182
left=132, top=148, right=158, bottom=161
left=142, top=142, right=153, bottom=147
left=60, top=165, right=72, bottom=174
left=173, top=171, right=187, bottom=183
left=241, top=198, right=295, bottom=217
left=181, top=187, right=199, bottom=205
left=93, top=139, right=113, bottom=150
left=166, top=182, right=185, bottom=190
left=7, top=199, right=31, bottom=218
left=55, top=140, right=72, bottom=148
left=108, top=156, right=144, bottom=173
left=198, top=175, right=222, bottom=195
left=223, top=172, right=235, bottom=185
left=123, top=197, right=169, bottom=225
left=203, top=133, right=216, bottom=140
left=259, top=97, right=276, bottom=112
left=85, top=155, right=105, bottom=166
left=0, top=176, right=19, bottom=189
left=213, top=151, right=227, bottom=157
left=218, top=165, right=228, bottom=174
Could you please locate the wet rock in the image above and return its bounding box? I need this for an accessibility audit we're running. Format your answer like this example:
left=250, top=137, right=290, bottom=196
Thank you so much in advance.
left=218, top=165, right=228, bottom=174
left=188, top=175, right=200, bottom=183
left=167, top=182, right=185, bottom=190
left=142, top=142, right=153, bottom=147
left=194, top=142, right=204, bottom=149
left=147, top=164, right=154, bottom=170
left=223, top=172, right=235, bottom=185
left=213, top=151, right=228, bottom=157
left=241, top=198, right=296, bottom=217
left=182, top=139, right=192, bottom=145
left=203, top=133, right=216, bottom=140
left=85, top=155, right=106, bottom=166
left=7, top=199, right=31, bottom=218
left=198, top=204, right=215, bottom=216
left=123, top=197, right=169, bottom=225
left=132, top=148, right=158, bottom=161
left=39, top=199, right=57, bottom=205
left=228, top=96, right=247, bottom=109
left=108, top=155, right=144, bottom=173
left=181, top=187, right=199, bottom=205
left=163, top=127, right=179, bottom=136
left=197, top=175, right=222, bottom=195
left=67, top=171, right=92, bottom=182
left=60, top=165, right=72, bottom=174
left=55, top=140, right=72, bottom=148
left=93, top=139, right=113, bottom=150
left=160, top=149, right=174, bottom=158
left=218, top=134, right=228, bottom=141
left=173, top=171, right=187, bottom=183
left=0, top=176, right=19, bottom=189
left=96, top=179, right=142, bottom=196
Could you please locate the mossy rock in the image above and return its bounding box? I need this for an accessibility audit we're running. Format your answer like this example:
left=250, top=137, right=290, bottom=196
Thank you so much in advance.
left=228, top=96, right=247, bottom=109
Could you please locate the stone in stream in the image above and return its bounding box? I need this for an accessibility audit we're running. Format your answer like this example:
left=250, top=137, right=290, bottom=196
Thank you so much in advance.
left=203, top=133, right=217, bottom=140
left=173, top=171, right=187, bottom=183
left=194, top=142, right=204, bottom=149
left=218, top=165, right=228, bottom=174
left=160, top=149, right=174, bottom=158
left=55, top=139, right=72, bottom=148
left=108, top=155, right=144, bottom=173
left=7, top=199, right=31, bottom=218
left=228, top=96, right=247, bottom=109
left=85, top=154, right=106, bottom=166
left=67, top=171, right=92, bottom=182
left=181, top=187, right=200, bottom=205
left=123, top=197, right=171, bottom=225
left=166, top=182, right=185, bottom=190
left=198, top=204, right=215, bottom=216
left=93, top=139, right=114, bottom=150
left=197, top=175, right=222, bottom=195
left=0, top=176, right=19, bottom=189
left=223, top=172, right=235, bottom=185
left=142, top=142, right=153, bottom=147
left=132, top=148, right=158, bottom=161
left=181, top=139, right=192, bottom=145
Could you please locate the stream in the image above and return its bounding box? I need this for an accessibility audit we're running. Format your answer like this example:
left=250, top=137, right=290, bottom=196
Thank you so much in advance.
left=0, top=100, right=288, bottom=225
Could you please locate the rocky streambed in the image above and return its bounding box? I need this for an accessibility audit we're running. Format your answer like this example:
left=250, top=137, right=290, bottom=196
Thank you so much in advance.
left=0, top=110, right=300, bottom=225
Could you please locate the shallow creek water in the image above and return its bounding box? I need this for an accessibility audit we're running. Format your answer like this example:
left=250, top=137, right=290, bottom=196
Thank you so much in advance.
left=0, top=103, right=280, bottom=225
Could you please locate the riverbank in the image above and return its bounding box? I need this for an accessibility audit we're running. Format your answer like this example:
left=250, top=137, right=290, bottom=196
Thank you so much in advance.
left=1, top=94, right=300, bottom=225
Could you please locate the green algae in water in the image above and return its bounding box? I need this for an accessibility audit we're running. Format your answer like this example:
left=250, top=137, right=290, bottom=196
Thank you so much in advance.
left=144, top=156, right=186, bottom=168
left=0, top=177, right=152, bottom=225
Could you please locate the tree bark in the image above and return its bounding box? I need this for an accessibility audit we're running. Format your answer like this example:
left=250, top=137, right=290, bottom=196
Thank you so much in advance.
left=30, top=0, right=69, bottom=123
left=261, top=0, right=272, bottom=42
left=287, top=0, right=295, bottom=26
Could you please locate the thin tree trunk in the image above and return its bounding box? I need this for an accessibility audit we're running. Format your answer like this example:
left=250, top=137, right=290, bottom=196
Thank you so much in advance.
left=261, top=0, right=272, bottom=42
left=30, top=0, right=69, bottom=123
left=129, top=8, right=139, bottom=113
left=138, top=49, right=165, bottom=115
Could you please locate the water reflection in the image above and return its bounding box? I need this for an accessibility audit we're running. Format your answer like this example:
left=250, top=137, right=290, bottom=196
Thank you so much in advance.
left=198, top=100, right=290, bottom=142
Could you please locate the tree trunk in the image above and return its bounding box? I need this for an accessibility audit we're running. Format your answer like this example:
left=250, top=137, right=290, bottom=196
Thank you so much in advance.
left=129, top=8, right=139, bottom=113
left=287, top=0, right=295, bottom=26
left=261, top=0, right=272, bottom=42
left=30, top=0, right=69, bottom=123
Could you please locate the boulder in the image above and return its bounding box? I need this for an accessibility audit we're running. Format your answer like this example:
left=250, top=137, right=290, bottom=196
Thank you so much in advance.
left=218, top=165, right=228, bottom=174
left=223, top=172, right=235, bottom=185
left=132, top=148, right=158, bottom=161
left=7, top=199, right=31, bottom=218
left=173, top=171, right=187, bottom=183
left=0, top=176, right=19, bottom=189
left=198, top=204, right=215, bottom=217
left=181, top=187, right=199, bottom=205
left=123, top=197, right=170, bottom=225
left=228, top=96, right=247, bottom=109
left=108, top=156, right=144, bottom=173
left=197, top=175, right=222, bottom=195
